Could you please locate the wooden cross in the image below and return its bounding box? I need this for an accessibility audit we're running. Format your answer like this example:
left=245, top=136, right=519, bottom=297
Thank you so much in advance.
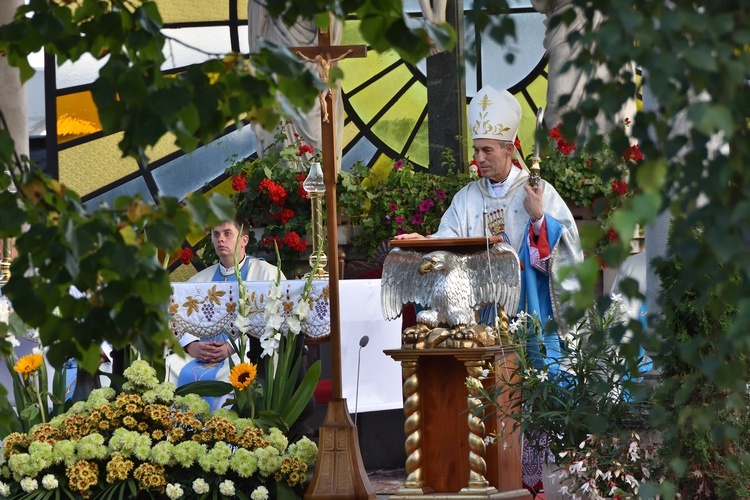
left=292, top=30, right=374, bottom=500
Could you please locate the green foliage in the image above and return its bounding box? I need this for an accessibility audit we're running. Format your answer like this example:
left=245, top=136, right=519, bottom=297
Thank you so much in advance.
left=1, top=170, right=233, bottom=378
left=474, top=302, right=651, bottom=459
left=649, top=226, right=750, bottom=498
left=566, top=2, right=750, bottom=496
left=338, top=159, right=474, bottom=258
left=0, top=0, right=322, bottom=159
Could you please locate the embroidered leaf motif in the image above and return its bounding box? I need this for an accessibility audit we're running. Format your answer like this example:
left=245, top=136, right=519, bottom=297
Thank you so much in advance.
left=183, top=297, right=200, bottom=316
left=206, top=284, right=226, bottom=305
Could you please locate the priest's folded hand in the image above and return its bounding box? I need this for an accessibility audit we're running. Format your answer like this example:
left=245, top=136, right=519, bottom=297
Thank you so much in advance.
left=185, top=341, right=234, bottom=364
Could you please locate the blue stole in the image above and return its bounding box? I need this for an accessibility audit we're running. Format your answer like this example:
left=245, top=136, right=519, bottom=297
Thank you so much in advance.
left=177, top=260, right=250, bottom=411
left=517, top=216, right=565, bottom=375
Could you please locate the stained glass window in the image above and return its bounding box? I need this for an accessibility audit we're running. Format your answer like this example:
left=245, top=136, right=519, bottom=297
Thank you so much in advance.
left=44, top=1, right=550, bottom=275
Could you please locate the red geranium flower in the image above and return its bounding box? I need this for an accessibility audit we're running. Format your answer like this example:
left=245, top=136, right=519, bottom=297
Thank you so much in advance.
left=612, top=179, right=628, bottom=196
left=273, top=208, right=296, bottom=224
left=282, top=231, right=307, bottom=252
left=621, top=144, right=643, bottom=162
left=262, top=235, right=282, bottom=249
left=180, top=247, right=194, bottom=265
left=231, top=174, right=247, bottom=192
left=549, top=123, right=576, bottom=156
left=607, top=229, right=619, bottom=242
left=297, top=144, right=314, bottom=156
left=258, top=178, right=288, bottom=206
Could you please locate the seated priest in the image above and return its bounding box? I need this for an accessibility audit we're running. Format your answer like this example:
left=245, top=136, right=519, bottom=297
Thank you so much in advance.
left=166, top=217, right=282, bottom=411
left=395, top=85, right=583, bottom=373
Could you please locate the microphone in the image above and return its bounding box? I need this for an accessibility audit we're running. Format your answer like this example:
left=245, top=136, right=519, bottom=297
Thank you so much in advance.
left=354, top=335, right=369, bottom=426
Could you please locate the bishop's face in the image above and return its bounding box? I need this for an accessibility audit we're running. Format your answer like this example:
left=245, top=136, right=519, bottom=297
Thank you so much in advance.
left=472, top=138, right=513, bottom=183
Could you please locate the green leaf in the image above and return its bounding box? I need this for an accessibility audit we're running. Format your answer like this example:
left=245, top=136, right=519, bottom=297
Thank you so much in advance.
left=688, top=102, right=735, bottom=139
left=281, top=359, right=321, bottom=426
left=423, top=22, right=457, bottom=53
left=635, top=158, right=666, bottom=193
left=144, top=219, right=180, bottom=250
left=174, top=380, right=234, bottom=397
left=20, top=403, right=40, bottom=422
left=683, top=46, right=718, bottom=72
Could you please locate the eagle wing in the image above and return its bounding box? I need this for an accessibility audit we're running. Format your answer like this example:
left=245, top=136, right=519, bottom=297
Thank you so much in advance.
left=465, top=242, right=521, bottom=315
left=381, top=249, right=438, bottom=320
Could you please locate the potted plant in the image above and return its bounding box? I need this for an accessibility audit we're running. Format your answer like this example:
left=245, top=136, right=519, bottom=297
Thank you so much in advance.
left=471, top=295, right=657, bottom=498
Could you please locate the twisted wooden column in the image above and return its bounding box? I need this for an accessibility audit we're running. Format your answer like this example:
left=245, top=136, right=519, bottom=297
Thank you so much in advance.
left=401, top=359, right=425, bottom=489
left=464, top=359, right=490, bottom=490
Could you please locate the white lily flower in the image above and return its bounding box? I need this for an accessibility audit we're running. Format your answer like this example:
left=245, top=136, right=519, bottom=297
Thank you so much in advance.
left=286, top=316, right=301, bottom=335
left=267, top=282, right=283, bottom=300
left=235, top=314, right=251, bottom=334
left=0, top=300, right=9, bottom=324
left=292, top=299, right=310, bottom=319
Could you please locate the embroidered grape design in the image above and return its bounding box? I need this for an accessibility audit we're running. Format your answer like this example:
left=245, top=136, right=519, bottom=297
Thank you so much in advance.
left=314, top=301, right=327, bottom=319
left=201, top=302, right=215, bottom=321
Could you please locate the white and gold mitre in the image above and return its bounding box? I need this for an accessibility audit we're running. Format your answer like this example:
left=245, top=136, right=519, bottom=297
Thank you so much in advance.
left=468, top=85, right=522, bottom=142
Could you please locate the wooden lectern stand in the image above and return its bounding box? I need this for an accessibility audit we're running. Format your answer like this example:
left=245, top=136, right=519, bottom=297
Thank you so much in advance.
left=383, top=238, right=529, bottom=499
left=384, top=347, right=530, bottom=499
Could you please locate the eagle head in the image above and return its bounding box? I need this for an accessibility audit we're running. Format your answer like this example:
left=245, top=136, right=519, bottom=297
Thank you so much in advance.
left=418, top=251, right=454, bottom=275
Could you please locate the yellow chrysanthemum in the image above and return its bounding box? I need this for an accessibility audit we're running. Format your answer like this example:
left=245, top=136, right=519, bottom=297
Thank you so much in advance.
left=229, top=362, right=257, bottom=390
left=13, top=353, right=43, bottom=379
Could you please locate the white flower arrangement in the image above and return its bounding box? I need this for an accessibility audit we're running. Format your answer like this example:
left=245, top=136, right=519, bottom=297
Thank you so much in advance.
left=554, top=432, right=656, bottom=499
left=0, top=360, right=318, bottom=499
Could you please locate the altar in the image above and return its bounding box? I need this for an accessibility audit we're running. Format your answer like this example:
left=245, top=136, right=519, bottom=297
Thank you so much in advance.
left=168, top=278, right=405, bottom=414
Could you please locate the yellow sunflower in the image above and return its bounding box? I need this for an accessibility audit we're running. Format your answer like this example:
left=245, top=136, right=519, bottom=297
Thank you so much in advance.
left=13, top=353, right=44, bottom=379
left=229, top=362, right=257, bottom=390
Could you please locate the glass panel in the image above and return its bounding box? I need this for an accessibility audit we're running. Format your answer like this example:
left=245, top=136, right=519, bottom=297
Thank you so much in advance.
left=157, top=1, right=230, bottom=24
left=371, top=81, right=425, bottom=155
left=404, top=116, right=430, bottom=167
left=238, top=25, right=249, bottom=53
left=237, top=0, right=249, bottom=20
left=145, top=132, right=181, bottom=166
left=57, top=92, right=102, bottom=143
left=342, top=137, right=378, bottom=172
left=84, top=177, right=153, bottom=212
left=59, top=133, right=139, bottom=196
left=342, top=121, right=360, bottom=151
left=151, top=126, right=257, bottom=199
left=347, top=65, right=413, bottom=125
left=517, top=73, right=549, bottom=151
left=162, top=27, right=233, bottom=71
left=56, top=53, right=106, bottom=89
left=340, top=50, right=403, bottom=94
left=477, top=12, right=546, bottom=92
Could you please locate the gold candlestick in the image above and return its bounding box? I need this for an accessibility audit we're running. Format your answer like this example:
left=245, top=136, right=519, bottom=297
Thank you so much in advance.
left=0, top=237, right=11, bottom=285
left=302, top=162, right=328, bottom=278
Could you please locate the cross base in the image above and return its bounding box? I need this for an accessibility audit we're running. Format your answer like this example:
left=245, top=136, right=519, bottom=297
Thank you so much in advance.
left=304, top=399, right=376, bottom=499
